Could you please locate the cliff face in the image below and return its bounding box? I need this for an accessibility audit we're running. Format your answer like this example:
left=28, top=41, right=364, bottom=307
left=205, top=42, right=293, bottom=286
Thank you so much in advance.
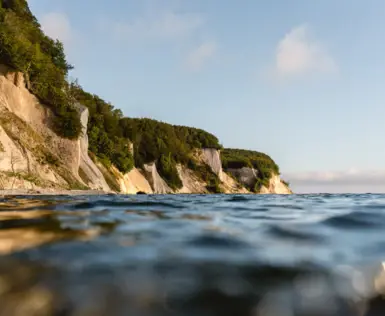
left=112, top=166, right=153, bottom=194
left=0, top=65, right=291, bottom=195
left=0, top=66, right=108, bottom=191
left=77, top=104, right=110, bottom=191
left=259, top=174, right=293, bottom=195
left=201, top=148, right=223, bottom=181
left=177, top=164, right=208, bottom=194
left=226, top=166, right=291, bottom=194
left=143, top=163, right=173, bottom=194
left=226, top=167, right=259, bottom=189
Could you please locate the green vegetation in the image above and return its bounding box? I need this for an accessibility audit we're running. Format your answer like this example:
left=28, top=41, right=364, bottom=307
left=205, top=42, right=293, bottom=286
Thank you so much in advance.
left=69, top=83, right=135, bottom=174
left=0, top=0, right=81, bottom=139
left=4, top=170, right=40, bottom=186
left=69, top=82, right=220, bottom=190
left=187, top=159, right=222, bottom=193
left=119, top=118, right=221, bottom=165
left=221, top=148, right=279, bottom=192
left=42, top=151, right=60, bottom=167
left=69, top=80, right=221, bottom=190
left=118, top=118, right=221, bottom=189
left=158, top=154, right=182, bottom=190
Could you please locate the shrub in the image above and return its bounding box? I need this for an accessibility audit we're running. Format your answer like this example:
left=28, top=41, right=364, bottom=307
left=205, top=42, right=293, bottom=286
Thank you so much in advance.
left=157, top=154, right=182, bottom=190
left=206, top=178, right=222, bottom=194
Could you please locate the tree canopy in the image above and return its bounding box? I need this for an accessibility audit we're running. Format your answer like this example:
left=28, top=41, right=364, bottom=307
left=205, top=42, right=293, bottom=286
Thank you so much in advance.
left=0, top=0, right=81, bottom=138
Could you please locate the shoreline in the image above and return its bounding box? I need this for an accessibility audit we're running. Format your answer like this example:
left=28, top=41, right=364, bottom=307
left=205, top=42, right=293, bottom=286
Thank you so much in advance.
left=0, top=189, right=114, bottom=196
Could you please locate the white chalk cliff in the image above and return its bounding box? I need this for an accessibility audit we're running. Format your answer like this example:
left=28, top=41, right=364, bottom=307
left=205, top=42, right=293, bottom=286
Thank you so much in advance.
left=259, top=174, right=292, bottom=195
left=226, top=167, right=259, bottom=189
left=0, top=65, right=291, bottom=195
left=201, top=148, right=223, bottom=180
left=77, top=104, right=110, bottom=191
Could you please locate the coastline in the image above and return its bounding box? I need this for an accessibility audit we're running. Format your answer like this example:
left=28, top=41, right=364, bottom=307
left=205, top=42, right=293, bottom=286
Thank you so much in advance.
left=0, top=189, right=114, bottom=196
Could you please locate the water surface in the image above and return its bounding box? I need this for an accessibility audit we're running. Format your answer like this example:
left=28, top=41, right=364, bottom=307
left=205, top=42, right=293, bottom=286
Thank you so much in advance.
left=0, top=194, right=385, bottom=315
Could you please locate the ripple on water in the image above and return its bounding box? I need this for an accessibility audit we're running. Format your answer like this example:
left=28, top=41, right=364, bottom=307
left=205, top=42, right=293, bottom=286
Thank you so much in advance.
left=266, top=224, right=326, bottom=243
left=322, top=211, right=385, bottom=230
left=0, top=194, right=384, bottom=315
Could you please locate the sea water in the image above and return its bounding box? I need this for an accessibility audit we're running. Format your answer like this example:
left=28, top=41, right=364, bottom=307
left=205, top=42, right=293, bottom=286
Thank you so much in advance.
left=0, top=194, right=385, bottom=315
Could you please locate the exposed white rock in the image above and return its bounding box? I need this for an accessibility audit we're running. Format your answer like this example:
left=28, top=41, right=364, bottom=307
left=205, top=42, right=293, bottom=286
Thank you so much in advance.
left=115, top=167, right=153, bottom=194
left=201, top=148, right=223, bottom=180
left=143, top=163, right=173, bottom=194
left=0, top=125, right=27, bottom=172
left=260, top=174, right=292, bottom=194
left=226, top=167, right=258, bottom=189
left=177, top=164, right=207, bottom=194
left=226, top=167, right=292, bottom=194
left=77, top=104, right=110, bottom=191
left=0, top=65, right=80, bottom=176
left=220, top=172, right=250, bottom=194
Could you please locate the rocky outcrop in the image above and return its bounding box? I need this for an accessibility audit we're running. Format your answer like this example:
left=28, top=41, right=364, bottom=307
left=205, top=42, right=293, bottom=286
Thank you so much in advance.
left=201, top=148, right=223, bottom=180
left=226, top=167, right=258, bottom=189
left=0, top=68, right=75, bottom=190
left=226, top=166, right=291, bottom=194
left=177, top=164, right=208, bottom=194
left=259, top=174, right=292, bottom=194
left=77, top=104, right=110, bottom=191
left=220, top=172, right=250, bottom=194
left=143, top=163, right=173, bottom=194
left=197, top=148, right=291, bottom=194
left=0, top=65, right=106, bottom=191
left=0, top=65, right=80, bottom=176
left=115, top=167, right=153, bottom=194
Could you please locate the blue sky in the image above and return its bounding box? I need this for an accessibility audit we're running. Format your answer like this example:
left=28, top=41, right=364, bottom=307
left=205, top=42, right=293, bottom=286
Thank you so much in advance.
left=28, top=0, right=385, bottom=193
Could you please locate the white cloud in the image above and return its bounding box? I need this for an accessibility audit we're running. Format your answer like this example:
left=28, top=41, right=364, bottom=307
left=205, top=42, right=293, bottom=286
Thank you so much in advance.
left=185, top=41, right=217, bottom=71
left=273, top=25, right=337, bottom=77
left=40, top=12, right=72, bottom=45
left=99, top=7, right=216, bottom=71
left=111, top=11, right=204, bottom=41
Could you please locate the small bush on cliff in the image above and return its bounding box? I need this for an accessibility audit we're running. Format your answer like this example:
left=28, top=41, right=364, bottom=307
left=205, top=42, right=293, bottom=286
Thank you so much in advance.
left=157, top=154, right=183, bottom=190
left=254, top=178, right=270, bottom=193
left=206, top=178, right=222, bottom=194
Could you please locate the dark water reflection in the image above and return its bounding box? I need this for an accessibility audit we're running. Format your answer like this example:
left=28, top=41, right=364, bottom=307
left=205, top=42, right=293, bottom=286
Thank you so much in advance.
left=1, top=194, right=385, bottom=315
